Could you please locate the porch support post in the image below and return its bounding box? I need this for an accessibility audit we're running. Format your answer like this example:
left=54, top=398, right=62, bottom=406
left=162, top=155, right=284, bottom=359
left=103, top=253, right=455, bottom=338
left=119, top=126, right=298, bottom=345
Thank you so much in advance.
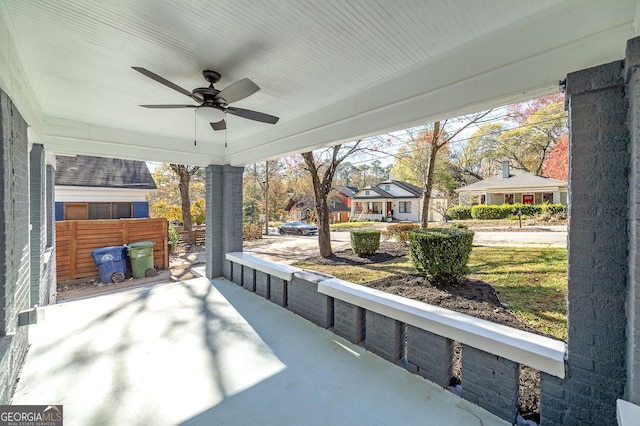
left=29, top=143, right=45, bottom=307
left=627, top=36, right=640, bottom=405
left=205, top=164, right=244, bottom=279
left=541, top=48, right=630, bottom=424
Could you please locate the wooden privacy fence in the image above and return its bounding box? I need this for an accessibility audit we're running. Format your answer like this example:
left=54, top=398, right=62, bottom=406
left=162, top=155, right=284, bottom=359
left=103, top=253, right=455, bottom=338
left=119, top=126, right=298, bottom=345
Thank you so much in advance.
left=56, top=218, right=169, bottom=283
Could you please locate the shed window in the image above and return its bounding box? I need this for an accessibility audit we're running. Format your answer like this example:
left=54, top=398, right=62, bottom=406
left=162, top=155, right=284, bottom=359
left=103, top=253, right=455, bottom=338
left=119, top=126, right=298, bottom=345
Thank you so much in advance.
left=89, top=203, right=111, bottom=220
left=88, top=202, right=133, bottom=220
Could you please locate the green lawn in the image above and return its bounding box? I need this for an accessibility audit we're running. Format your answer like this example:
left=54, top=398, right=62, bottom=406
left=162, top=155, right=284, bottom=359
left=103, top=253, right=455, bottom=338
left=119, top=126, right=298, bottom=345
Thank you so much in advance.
left=294, top=246, right=568, bottom=341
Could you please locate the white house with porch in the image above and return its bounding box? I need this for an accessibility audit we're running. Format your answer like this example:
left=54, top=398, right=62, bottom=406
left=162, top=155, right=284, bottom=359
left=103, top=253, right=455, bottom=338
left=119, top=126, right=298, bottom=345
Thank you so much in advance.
left=351, top=180, right=447, bottom=222
left=456, top=161, right=568, bottom=206
left=3, top=1, right=640, bottom=424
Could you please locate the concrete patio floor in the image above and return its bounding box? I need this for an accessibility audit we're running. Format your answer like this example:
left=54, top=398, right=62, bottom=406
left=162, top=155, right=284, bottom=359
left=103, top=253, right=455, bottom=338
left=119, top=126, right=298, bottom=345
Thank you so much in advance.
left=12, top=277, right=508, bottom=426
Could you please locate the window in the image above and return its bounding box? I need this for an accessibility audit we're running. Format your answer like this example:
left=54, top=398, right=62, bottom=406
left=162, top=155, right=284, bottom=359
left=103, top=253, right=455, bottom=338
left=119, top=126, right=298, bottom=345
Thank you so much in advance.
left=384, top=184, right=390, bottom=191
left=480, top=194, right=486, bottom=204
left=399, top=201, right=411, bottom=213
left=504, top=194, right=514, bottom=204
left=365, top=190, right=370, bottom=195
left=543, top=192, right=554, bottom=203
left=89, top=203, right=111, bottom=220
left=113, top=203, right=132, bottom=219
left=87, top=202, right=133, bottom=220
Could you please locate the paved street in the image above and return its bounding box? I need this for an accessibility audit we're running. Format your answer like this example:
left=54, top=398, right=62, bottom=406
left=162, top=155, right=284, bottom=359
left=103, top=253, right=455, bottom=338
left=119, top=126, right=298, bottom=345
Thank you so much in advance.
left=243, top=228, right=567, bottom=263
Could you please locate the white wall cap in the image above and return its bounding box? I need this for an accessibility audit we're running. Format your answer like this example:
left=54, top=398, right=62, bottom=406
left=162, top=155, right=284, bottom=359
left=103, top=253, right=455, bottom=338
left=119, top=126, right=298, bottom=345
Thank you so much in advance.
left=319, top=277, right=566, bottom=378
left=226, top=252, right=302, bottom=281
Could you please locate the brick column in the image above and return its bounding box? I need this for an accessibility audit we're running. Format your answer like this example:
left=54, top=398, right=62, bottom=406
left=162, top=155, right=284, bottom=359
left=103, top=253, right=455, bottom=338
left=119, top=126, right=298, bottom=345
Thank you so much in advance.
left=205, top=165, right=244, bottom=279
left=627, top=37, right=640, bottom=405
left=0, top=90, right=30, bottom=403
left=45, top=164, right=55, bottom=248
left=541, top=59, right=629, bottom=425
left=29, top=143, right=45, bottom=307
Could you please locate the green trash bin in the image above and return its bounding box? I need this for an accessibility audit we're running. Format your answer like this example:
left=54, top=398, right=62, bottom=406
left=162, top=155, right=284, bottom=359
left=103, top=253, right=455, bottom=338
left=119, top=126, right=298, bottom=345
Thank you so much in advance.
left=127, top=241, right=156, bottom=278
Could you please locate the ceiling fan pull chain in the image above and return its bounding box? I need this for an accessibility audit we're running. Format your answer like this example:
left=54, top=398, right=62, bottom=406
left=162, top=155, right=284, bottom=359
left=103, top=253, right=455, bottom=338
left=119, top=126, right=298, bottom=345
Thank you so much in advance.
left=225, top=113, right=228, bottom=148
left=194, top=109, right=197, bottom=146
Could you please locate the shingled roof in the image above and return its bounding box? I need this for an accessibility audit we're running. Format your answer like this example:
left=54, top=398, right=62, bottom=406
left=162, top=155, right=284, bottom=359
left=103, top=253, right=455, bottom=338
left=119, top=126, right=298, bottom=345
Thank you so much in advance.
left=456, top=169, right=567, bottom=192
left=55, top=155, right=157, bottom=189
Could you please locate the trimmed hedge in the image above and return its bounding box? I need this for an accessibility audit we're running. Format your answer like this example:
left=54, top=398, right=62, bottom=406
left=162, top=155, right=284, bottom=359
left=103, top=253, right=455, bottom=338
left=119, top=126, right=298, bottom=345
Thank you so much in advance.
left=350, top=229, right=381, bottom=257
left=408, top=227, right=474, bottom=285
left=447, top=205, right=472, bottom=220
left=447, top=203, right=566, bottom=220
left=386, top=222, right=421, bottom=242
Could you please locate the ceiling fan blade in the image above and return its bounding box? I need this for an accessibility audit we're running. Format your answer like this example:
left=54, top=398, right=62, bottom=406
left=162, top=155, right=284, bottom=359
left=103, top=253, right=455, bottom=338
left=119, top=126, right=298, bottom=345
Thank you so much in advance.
left=215, top=78, right=260, bottom=104
left=210, top=119, right=227, bottom=131
left=226, top=107, right=279, bottom=124
left=132, top=67, right=202, bottom=102
left=140, top=104, right=196, bottom=108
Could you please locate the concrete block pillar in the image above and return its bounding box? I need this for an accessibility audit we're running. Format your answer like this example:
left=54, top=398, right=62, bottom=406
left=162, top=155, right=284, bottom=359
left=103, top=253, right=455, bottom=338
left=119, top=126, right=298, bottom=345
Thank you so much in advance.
left=205, top=164, right=244, bottom=279
left=541, top=57, right=629, bottom=424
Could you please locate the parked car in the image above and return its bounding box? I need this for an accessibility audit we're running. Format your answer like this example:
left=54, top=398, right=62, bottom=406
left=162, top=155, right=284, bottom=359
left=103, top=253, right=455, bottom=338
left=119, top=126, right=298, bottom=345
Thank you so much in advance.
left=278, top=221, right=318, bottom=236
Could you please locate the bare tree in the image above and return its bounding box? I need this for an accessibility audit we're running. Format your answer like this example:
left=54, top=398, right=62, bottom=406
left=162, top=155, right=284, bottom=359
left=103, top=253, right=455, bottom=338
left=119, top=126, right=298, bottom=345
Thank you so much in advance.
left=301, top=141, right=361, bottom=257
left=169, top=164, right=200, bottom=231
left=387, top=111, right=492, bottom=227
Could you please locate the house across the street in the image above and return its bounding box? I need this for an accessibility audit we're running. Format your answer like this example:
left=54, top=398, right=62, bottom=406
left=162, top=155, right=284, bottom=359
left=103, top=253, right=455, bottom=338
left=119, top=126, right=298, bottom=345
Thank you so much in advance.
left=285, top=185, right=357, bottom=224
left=55, top=155, right=157, bottom=220
left=351, top=180, right=446, bottom=223
left=455, top=161, right=568, bottom=206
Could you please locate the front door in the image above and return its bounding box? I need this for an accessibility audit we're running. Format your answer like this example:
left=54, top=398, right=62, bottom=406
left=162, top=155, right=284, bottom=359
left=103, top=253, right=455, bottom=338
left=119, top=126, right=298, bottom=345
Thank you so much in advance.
left=386, top=201, right=393, bottom=217
left=522, top=194, right=534, bottom=205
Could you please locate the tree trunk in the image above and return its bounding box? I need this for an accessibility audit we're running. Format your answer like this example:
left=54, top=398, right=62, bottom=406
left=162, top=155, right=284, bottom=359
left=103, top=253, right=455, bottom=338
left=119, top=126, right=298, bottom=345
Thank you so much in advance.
left=314, top=187, right=332, bottom=258
left=178, top=172, right=193, bottom=231
left=421, top=122, right=441, bottom=228
left=170, top=164, right=199, bottom=232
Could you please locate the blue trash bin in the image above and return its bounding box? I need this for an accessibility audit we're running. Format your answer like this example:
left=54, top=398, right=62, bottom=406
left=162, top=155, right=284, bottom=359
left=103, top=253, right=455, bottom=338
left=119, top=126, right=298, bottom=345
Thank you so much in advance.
left=91, top=246, right=128, bottom=283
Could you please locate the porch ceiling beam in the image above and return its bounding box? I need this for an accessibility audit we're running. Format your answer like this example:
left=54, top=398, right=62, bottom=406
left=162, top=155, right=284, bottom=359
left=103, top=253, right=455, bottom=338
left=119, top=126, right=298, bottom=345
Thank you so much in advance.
left=44, top=117, right=224, bottom=166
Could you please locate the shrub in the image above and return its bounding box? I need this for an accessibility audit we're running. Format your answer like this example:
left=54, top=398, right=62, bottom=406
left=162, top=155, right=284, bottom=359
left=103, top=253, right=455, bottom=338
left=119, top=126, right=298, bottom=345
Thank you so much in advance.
left=449, top=223, right=468, bottom=229
left=471, top=205, right=510, bottom=219
left=191, top=198, right=206, bottom=224
left=243, top=223, right=263, bottom=240
left=408, top=227, right=474, bottom=285
left=447, top=205, right=472, bottom=220
left=386, top=222, right=421, bottom=242
left=350, top=229, right=381, bottom=257
left=168, top=224, right=180, bottom=252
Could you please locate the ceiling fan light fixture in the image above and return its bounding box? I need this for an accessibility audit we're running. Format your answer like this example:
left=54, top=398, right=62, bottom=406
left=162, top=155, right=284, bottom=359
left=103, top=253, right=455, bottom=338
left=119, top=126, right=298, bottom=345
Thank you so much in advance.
left=196, top=105, right=225, bottom=123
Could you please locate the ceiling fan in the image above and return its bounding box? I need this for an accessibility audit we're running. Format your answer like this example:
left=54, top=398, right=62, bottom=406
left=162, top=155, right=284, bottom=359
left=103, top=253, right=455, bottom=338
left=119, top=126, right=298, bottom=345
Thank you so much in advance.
left=132, top=67, right=279, bottom=131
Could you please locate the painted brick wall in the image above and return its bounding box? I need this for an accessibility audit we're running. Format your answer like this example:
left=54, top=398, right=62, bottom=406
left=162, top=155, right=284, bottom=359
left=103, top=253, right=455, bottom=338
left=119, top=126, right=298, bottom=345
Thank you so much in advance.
left=30, top=144, right=45, bottom=307
left=333, top=299, right=365, bottom=344
left=287, top=271, right=333, bottom=328
left=461, top=345, right=519, bottom=422
left=406, top=326, right=453, bottom=388
left=541, top=59, right=628, bottom=425
left=0, top=90, right=30, bottom=403
left=364, top=311, right=405, bottom=364
left=626, top=36, right=640, bottom=405
left=205, top=165, right=243, bottom=279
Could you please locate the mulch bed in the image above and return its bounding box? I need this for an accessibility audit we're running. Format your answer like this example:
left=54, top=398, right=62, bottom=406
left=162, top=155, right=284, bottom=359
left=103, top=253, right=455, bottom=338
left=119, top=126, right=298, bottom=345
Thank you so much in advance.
left=303, top=240, right=541, bottom=421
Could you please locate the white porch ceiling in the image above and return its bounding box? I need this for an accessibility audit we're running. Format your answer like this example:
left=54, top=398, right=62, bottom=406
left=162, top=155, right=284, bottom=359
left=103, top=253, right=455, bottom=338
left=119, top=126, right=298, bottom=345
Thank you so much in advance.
left=0, top=0, right=638, bottom=166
